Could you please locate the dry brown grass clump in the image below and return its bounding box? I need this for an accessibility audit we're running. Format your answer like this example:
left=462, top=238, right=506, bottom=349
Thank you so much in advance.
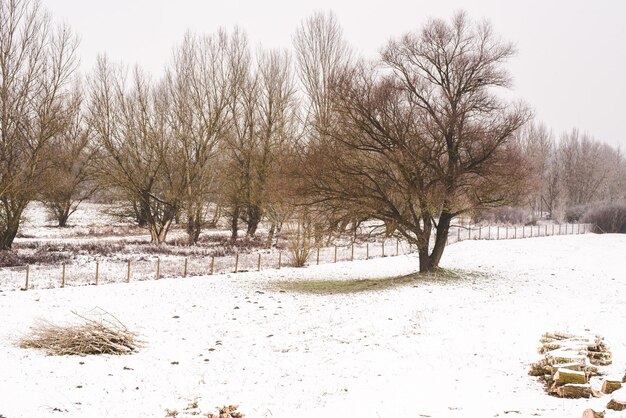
left=19, top=310, right=140, bottom=356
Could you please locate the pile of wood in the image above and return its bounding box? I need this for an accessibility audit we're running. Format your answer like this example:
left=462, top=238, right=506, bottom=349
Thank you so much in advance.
left=529, top=332, right=611, bottom=398
left=19, top=311, right=140, bottom=356
left=530, top=332, right=626, bottom=416
left=206, top=405, right=245, bottom=418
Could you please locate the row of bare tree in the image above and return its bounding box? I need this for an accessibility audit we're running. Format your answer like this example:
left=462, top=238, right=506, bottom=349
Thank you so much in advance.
left=1, top=0, right=624, bottom=271
left=517, top=123, right=626, bottom=220
left=88, top=29, right=299, bottom=246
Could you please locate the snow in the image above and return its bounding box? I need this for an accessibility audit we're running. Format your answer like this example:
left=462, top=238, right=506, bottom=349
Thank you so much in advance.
left=1, top=234, right=625, bottom=417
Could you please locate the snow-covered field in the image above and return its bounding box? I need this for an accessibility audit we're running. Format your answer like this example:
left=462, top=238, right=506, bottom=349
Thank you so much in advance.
left=1, top=234, right=625, bottom=417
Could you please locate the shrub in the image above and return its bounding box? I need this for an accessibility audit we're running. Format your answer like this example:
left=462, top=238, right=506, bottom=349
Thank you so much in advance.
left=565, top=203, right=594, bottom=223
left=473, top=206, right=532, bottom=225
left=0, top=248, right=72, bottom=267
left=286, top=221, right=314, bottom=267
left=581, top=201, right=626, bottom=233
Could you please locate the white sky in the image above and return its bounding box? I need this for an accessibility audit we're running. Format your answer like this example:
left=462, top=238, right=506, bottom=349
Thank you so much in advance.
left=46, top=0, right=626, bottom=148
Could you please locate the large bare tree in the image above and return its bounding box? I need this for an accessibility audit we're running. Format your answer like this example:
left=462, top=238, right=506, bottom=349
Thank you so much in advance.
left=39, top=85, right=97, bottom=227
left=300, top=13, right=531, bottom=273
left=88, top=58, right=181, bottom=244
left=0, top=0, right=79, bottom=249
left=164, top=31, right=231, bottom=244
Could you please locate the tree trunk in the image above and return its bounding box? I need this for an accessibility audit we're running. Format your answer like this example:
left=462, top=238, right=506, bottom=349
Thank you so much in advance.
left=266, top=223, right=276, bottom=248
left=430, top=211, right=453, bottom=268
left=186, top=206, right=202, bottom=245
left=57, top=211, right=70, bottom=228
left=56, top=201, right=72, bottom=227
left=0, top=203, right=23, bottom=250
left=246, top=205, right=262, bottom=238
left=230, top=205, right=240, bottom=242
left=135, top=194, right=151, bottom=228
left=418, top=247, right=434, bottom=273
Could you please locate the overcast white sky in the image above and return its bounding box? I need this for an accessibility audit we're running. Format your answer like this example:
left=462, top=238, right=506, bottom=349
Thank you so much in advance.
left=46, top=0, right=626, bottom=148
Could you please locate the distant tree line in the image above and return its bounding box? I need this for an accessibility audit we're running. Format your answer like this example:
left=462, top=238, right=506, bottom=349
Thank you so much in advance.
left=1, top=0, right=624, bottom=271
left=516, top=123, right=626, bottom=221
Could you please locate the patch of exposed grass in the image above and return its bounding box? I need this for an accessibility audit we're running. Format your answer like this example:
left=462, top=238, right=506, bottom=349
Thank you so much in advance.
left=272, top=268, right=489, bottom=295
left=274, top=275, right=415, bottom=294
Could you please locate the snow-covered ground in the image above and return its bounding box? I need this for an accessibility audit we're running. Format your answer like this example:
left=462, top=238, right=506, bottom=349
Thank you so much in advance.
left=1, top=234, right=625, bottom=417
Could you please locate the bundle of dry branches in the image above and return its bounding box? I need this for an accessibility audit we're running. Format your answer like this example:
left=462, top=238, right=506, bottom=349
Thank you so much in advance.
left=19, top=309, right=140, bottom=356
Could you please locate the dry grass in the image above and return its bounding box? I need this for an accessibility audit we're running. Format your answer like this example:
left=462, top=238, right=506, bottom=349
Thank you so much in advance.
left=272, top=269, right=489, bottom=295
left=19, top=309, right=140, bottom=356
left=273, top=275, right=417, bottom=294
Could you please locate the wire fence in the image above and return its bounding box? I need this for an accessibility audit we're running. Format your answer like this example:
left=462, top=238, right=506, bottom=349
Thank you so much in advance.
left=2, top=222, right=594, bottom=291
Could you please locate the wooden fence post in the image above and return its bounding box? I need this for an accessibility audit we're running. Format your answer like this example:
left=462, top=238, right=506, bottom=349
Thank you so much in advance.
left=183, top=258, right=188, bottom=277
left=334, top=245, right=337, bottom=263
left=505, top=226, right=508, bottom=239
left=156, top=257, right=161, bottom=280
left=316, top=247, right=320, bottom=265
left=479, top=227, right=482, bottom=240
left=522, top=226, right=525, bottom=238
left=497, top=226, right=499, bottom=240
left=514, top=227, right=517, bottom=239
left=530, top=226, right=533, bottom=237
left=351, top=243, right=354, bottom=261
left=95, top=260, right=100, bottom=286
left=61, top=263, right=66, bottom=288
left=457, top=228, right=460, bottom=242
left=24, top=265, right=30, bottom=291
left=366, top=243, right=369, bottom=259
left=396, top=239, right=399, bottom=255
left=382, top=241, right=385, bottom=257
left=257, top=253, right=261, bottom=271
left=210, top=256, right=215, bottom=275
left=234, top=253, right=239, bottom=273
left=127, top=260, right=131, bottom=283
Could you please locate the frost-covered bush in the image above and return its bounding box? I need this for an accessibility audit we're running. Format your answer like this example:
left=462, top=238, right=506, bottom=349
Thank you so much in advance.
left=581, top=201, right=626, bottom=233
left=565, top=203, right=594, bottom=223
left=473, top=206, right=532, bottom=225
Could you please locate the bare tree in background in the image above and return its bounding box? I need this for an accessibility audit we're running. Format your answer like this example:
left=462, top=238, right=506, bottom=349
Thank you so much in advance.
left=89, top=58, right=182, bottom=244
left=292, top=11, right=357, bottom=237
left=0, top=0, right=79, bottom=249
left=165, top=31, right=231, bottom=244
left=256, top=49, right=301, bottom=245
left=39, top=86, right=98, bottom=227
left=293, top=10, right=351, bottom=136
left=300, top=13, right=531, bottom=273
left=515, top=122, right=554, bottom=217
left=558, top=129, right=606, bottom=207
left=221, top=29, right=257, bottom=242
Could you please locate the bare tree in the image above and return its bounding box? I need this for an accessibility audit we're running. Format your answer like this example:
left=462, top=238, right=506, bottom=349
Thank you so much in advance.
left=300, top=13, right=531, bottom=273
left=39, top=86, right=98, bottom=227
left=165, top=31, right=231, bottom=244
left=220, top=29, right=257, bottom=241
left=255, top=49, right=300, bottom=245
left=0, top=0, right=79, bottom=249
left=546, top=129, right=626, bottom=218
left=88, top=58, right=181, bottom=244
left=293, top=10, right=352, bottom=136
left=515, top=122, right=554, bottom=217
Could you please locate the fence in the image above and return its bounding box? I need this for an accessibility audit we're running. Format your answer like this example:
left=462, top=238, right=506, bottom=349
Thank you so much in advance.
left=2, top=223, right=593, bottom=292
